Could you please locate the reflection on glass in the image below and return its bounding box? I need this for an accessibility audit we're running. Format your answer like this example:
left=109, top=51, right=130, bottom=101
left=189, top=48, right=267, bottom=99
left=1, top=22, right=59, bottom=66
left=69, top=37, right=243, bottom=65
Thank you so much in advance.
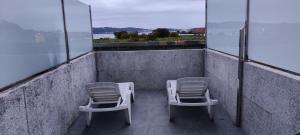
left=207, top=0, right=246, bottom=55
left=248, top=0, right=300, bottom=73
left=0, top=0, right=67, bottom=88
left=64, top=0, right=92, bottom=59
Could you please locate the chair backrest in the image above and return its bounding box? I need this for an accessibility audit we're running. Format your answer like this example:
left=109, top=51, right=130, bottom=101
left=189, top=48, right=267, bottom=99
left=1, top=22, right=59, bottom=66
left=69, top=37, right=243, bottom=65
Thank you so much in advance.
left=176, top=77, right=208, bottom=97
left=86, top=82, right=121, bottom=103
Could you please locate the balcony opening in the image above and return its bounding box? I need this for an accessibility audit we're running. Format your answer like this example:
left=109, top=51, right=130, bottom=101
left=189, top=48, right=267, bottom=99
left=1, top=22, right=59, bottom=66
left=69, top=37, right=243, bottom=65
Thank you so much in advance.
left=1, top=0, right=299, bottom=135
left=86, top=0, right=206, bottom=50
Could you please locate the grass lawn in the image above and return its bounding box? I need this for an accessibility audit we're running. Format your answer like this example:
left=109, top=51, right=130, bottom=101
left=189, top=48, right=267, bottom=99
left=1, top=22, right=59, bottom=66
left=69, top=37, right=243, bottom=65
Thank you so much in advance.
left=94, top=35, right=206, bottom=43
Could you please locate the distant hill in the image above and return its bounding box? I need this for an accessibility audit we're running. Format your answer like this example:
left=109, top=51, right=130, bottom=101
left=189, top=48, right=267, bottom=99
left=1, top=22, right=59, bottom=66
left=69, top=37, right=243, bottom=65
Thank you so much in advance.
left=92, top=27, right=189, bottom=34
left=93, top=27, right=151, bottom=34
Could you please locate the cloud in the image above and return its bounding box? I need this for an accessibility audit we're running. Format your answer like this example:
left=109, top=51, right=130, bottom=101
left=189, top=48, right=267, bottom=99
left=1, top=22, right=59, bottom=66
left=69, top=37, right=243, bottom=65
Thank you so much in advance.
left=79, top=0, right=205, bottom=29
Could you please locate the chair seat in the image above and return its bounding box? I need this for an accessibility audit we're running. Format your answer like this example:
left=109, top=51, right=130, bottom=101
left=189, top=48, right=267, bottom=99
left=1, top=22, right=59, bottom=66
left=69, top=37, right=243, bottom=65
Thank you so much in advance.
left=167, top=79, right=218, bottom=121
left=178, top=93, right=206, bottom=99
left=79, top=82, right=134, bottom=126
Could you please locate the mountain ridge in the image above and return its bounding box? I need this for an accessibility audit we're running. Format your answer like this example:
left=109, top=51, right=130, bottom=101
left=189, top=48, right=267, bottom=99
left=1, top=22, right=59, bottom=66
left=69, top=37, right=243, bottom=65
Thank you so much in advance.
left=93, top=27, right=185, bottom=34
left=93, top=27, right=151, bottom=34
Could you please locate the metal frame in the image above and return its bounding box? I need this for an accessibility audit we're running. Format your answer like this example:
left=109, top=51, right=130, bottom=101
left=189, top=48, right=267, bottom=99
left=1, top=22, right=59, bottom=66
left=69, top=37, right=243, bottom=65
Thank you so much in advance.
left=203, top=0, right=208, bottom=76
left=61, top=0, right=70, bottom=62
left=207, top=48, right=239, bottom=58
left=236, top=0, right=249, bottom=127
left=88, top=5, right=100, bottom=81
left=89, top=5, right=95, bottom=48
left=0, top=61, right=68, bottom=92
left=236, top=27, right=246, bottom=127
left=236, top=0, right=250, bottom=127
left=205, top=0, right=208, bottom=49
left=247, top=59, right=300, bottom=76
left=245, top=0, right=250, bottom=60
left=69, top=51, right=94, bottom=61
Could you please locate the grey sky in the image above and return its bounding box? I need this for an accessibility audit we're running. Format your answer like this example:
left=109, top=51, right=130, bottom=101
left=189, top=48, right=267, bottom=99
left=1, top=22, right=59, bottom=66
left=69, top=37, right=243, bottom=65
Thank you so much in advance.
left=79, top=0, right=205, bottom=29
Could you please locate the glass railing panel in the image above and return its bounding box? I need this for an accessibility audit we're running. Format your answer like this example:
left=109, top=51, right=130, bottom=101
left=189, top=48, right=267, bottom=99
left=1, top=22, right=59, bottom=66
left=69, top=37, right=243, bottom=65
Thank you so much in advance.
left=207, top=0, right=247, bottom=56
left=248, top=0, right=300, bottom=73
left=0, top=0, right=67, bottom=88
left=64, top=0, right=93, bottom=59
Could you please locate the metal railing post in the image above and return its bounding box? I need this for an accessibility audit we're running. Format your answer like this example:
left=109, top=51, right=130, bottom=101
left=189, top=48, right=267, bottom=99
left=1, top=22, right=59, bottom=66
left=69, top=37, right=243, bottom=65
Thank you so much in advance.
left=61, top=0, right=70, bottom=62
left=89, top=5, right=95, bottom=48
left=236, top=27, right=246, bottom=127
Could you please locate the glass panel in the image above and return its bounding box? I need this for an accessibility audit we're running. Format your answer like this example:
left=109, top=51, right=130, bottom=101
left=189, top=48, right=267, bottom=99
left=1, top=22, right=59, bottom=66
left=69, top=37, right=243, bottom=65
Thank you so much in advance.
left=0, top=0, right=67, bottom=88
left=248, top=0, right=300, bottom=73
left=64, top=0, right=92, bottom=59
left=207, top=0, right=247, bottom=55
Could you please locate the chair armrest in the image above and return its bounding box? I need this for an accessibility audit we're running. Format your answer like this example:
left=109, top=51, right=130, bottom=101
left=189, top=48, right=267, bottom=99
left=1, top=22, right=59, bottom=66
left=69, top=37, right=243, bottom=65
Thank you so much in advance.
left=79, top=98, right=93, bottom=111
left=167, top=80, right=178, bottom=104
left=129, top=82, right=135, bottom=100
left=120, top=91, right=131, bottom=107
left=167, top=80, right=171, bottom=89
left=205, top=89, right=218, bottom=105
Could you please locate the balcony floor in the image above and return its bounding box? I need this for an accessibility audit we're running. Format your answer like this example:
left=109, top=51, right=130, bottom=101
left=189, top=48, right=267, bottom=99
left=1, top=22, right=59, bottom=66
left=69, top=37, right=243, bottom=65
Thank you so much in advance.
left=68, top=90, right=244, bottom=135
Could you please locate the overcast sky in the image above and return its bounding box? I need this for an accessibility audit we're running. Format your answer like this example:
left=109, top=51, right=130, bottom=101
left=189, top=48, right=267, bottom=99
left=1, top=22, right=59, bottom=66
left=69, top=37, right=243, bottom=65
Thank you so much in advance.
left=79, top=0, right=205, bottom=29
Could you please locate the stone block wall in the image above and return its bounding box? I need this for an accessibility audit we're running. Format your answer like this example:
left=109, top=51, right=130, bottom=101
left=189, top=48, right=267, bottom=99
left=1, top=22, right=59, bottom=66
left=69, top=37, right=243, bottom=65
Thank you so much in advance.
left=96, top=49, right=204, bottom=91
left=205, top=49, right=300, bottom=135
left=204, top=49, right=239, bottom=122
left=1, top=49, right=299, bottom=135
left=242, top=62, right=300, bottom=135
left=0, top=53, right=96, bottom=135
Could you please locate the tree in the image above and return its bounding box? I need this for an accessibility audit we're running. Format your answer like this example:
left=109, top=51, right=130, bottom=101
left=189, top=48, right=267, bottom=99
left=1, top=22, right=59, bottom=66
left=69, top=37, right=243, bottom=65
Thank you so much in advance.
left=114, top=31, right=129, bottom=39
left=139, top=33, right=148, bottom=39
left=181, top=31, right=187, bottom=34
left=152, top=28, right=170, bottom=38
left=170, top=32, right=179, bottom=37
left=146, top=33, right=157, bottom=41
left=129, top=32, right=139, bottom=42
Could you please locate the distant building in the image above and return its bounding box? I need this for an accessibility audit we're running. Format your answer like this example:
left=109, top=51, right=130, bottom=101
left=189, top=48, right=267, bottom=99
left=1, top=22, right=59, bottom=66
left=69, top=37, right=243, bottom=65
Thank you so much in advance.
left=190, top=28, right=206, bottom=35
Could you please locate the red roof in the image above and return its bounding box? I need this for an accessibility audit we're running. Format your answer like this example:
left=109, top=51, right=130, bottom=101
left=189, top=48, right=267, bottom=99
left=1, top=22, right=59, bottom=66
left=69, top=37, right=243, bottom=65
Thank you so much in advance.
left=192, top=28, right=206, bottom=34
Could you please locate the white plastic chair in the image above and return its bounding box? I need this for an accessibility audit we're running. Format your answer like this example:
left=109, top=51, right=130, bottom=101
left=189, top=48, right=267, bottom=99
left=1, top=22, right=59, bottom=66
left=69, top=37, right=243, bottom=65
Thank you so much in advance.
left=167, top=77, right=218, bottom=121
left=79, top=82, right=135, bottom=126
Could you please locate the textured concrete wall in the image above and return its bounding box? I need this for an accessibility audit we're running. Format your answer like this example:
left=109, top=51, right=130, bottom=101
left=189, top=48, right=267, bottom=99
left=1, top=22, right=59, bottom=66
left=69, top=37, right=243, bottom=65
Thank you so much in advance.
left=242, top=62, right=300, bottom=135
left=0, top=53, right=96, bottom=135
left=204, top=49, right=239, bottom=123
left=96, top=49, right=204, bottom=91
left=205, top=49, right=300, bottom=135
left=0, top=87, right=28, bottom=135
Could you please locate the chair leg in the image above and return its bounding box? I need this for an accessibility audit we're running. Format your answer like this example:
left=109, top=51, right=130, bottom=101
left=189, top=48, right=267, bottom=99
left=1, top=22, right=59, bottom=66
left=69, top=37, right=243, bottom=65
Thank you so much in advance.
left=125, top=94, right=132, bottom=125
left=169, top=105, right=174, bottom=122
left=125, top=106, right=132, bottom=125
left=207, top=105, right=214, bottom=121
left=86, top=112, right=92, bottom=127
left=131, top=94, right=135, bottom=103
left=166, top=94, right=169, bottom=102
left=130, top=82, right=135, bottom=103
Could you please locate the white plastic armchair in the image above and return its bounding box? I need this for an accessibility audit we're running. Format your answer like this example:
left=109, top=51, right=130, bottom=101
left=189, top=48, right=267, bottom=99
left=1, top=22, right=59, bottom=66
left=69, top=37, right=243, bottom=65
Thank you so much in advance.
left=167, top=77, right=218, bottom=121
left=79, top=82, right=135, bottom=126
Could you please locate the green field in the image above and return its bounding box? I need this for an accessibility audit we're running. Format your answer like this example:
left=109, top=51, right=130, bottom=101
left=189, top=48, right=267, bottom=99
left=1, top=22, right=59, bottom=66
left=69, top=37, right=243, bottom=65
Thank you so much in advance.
left=94, top=35, right=206, bottom=43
